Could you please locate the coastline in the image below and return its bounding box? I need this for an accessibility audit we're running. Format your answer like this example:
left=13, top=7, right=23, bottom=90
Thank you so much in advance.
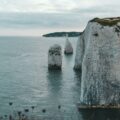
left=77, top=103, right=120, bottom=110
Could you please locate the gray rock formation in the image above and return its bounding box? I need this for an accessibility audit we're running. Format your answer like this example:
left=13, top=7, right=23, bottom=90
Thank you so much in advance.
left=48, top=44, right=62, bottom=70
left=75, top=17, right=120, bottom=106
left=64, top=39, right=73, bottom=54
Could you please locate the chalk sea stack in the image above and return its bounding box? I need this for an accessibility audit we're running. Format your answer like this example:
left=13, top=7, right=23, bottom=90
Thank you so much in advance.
left=64, top=39, right=73, bottom=55
left=48, top=44, right=62, bottom=70
left=75, top=17, right=120, bottom=107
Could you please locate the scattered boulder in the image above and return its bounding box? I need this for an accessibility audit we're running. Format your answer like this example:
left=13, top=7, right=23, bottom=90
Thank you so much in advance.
left=48, top=44, right=62, bottom=70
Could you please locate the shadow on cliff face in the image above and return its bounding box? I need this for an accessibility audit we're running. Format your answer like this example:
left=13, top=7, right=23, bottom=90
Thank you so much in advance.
left=80, top=109, right=120, bottom=120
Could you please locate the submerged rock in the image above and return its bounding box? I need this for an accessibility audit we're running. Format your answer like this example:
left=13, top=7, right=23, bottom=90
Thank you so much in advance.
left=75, top=17, right=120, bottom=106
left=64, top=39, right=73, bottom=54
left=48, top=44, right=62, bottom=70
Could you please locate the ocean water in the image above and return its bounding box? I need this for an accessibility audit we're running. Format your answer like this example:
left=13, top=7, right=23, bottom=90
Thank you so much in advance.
left=0, top=36, right=80, bottom=117
left=0, top=36, right=119, bottom=120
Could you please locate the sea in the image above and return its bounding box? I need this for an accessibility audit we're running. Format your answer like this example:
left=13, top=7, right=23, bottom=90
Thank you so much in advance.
left=0, top=36, right=119, bottom=120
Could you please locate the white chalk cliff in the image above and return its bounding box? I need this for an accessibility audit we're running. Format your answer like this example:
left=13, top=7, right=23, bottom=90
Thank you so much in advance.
left=48, top=44, right=62, bottom=70
left=75, top=17, right=120, bottom=106
left=64, top=39, right=73, bottom=54
left=74, top=35, right=84, bottom=70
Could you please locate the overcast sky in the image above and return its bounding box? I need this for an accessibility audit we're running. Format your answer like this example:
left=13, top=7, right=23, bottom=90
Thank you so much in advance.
left=0, top=0, right=120, bottom=36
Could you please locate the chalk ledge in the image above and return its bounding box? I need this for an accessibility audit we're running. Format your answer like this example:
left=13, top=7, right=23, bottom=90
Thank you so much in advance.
left=77, top=103, right=120, bottom=110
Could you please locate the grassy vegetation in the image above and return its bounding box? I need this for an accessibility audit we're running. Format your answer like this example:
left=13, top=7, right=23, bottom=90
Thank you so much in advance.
left=43, top=32, right=81, bottom=37
left=90, top=17, right=120, bottom=26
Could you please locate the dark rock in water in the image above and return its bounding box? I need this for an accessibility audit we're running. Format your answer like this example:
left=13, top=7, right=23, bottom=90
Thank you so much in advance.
left=17, top=111, right=22, bottom=116
left=58, top=105, right=61, bottom=109
left=31, top=106, right=35, bottom=110
left=9, top=102, right=13, bottom=106
left=42, top=109, right=46, bottom=113
left=24, top=109, right=29, bottom=113
left=74, top=17, right=120, bottom=106
left=48, top=44, right=62, bottom=70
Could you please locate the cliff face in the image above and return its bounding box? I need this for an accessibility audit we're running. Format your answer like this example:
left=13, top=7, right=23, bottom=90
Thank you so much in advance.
left=75, top=18, right=120, bottom=105
left=74, top=35, right=84, bottom=70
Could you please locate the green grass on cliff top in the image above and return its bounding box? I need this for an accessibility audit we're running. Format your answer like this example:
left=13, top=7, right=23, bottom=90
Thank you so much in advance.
left=90, top=17, right=120, bottom=26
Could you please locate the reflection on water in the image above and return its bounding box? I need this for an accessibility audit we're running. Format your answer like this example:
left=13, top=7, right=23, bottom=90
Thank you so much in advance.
left=80, top=109, right=120, bottom=120
left=64, top=54, right=73, bottom=61
left=73, top=70, right=82, bottom=103
left=74, top=71, right=82, bottom=85
left=47, top=70, right=62, bottom=98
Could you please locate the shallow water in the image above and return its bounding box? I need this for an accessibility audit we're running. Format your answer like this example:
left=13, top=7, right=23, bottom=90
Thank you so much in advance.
left=0, top=36, right=119, bottom=120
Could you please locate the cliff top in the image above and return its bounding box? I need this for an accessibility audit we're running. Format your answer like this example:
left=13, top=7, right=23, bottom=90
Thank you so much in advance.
left=90, top=17, right=120, bottom=26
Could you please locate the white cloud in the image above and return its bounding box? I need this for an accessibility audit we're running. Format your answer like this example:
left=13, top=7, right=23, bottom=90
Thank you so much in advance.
left=0, top=0, right=119, bottom=15
left=0, top=0, right=119, bottom=36
left=0, top=0, right=113, bottom=13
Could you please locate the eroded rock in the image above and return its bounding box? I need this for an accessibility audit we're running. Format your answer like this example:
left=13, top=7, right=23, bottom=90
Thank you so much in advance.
left=48, top=44, right=62, bottom=70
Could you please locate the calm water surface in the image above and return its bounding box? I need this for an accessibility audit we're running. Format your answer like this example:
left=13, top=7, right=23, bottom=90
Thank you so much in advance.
left=0, top=36, right=119, bottom=120
left=0, top=37, right=80, bottom=117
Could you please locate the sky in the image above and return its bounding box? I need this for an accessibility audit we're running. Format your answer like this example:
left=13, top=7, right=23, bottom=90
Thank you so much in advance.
left=0, top=0, right=120, bottom=36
